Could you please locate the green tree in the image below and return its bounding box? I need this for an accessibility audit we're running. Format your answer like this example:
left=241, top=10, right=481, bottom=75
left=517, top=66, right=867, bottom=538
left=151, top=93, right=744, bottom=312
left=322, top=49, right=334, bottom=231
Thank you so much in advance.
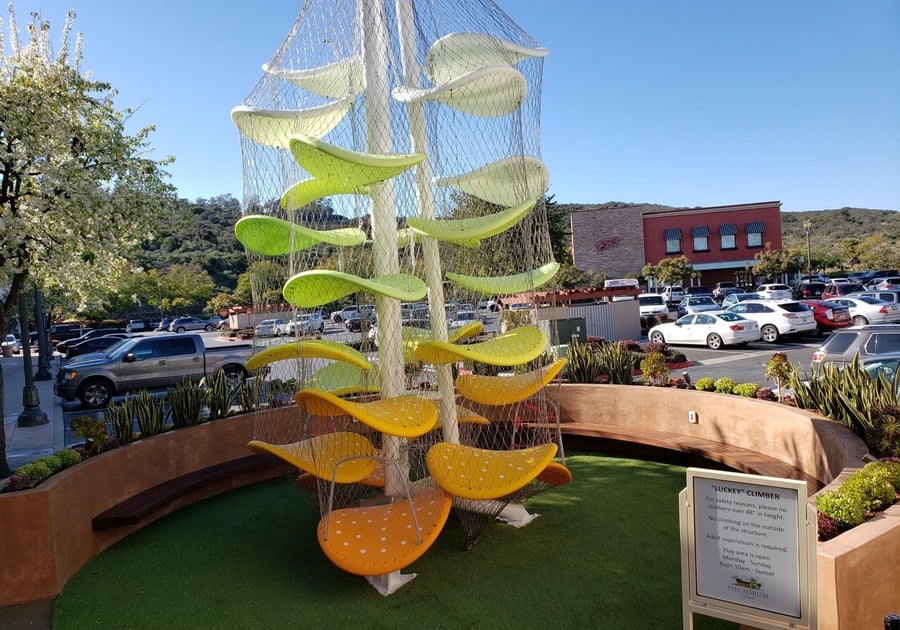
left=642, top=255, right=698, bottom=286
left=0, top=8, right=175, bottom=475
left=753, top=244, right=802, bottom=281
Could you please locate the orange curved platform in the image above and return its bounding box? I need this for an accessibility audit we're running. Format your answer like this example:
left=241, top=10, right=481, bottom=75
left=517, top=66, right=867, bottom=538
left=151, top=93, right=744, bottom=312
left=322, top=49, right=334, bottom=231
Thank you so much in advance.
left=317, top=487, right=452, bottom=576
left=294, top=389, right=438, bottom=439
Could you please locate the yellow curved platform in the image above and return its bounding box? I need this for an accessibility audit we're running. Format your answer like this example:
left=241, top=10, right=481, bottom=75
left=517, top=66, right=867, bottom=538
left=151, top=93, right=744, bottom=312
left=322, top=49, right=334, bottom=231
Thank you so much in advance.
left=230, top=98, right=355, bottom=149
left=283, top=270, right=427, bottom=308
left=435, top=404, right=491, bottom=429
left=264, top=57, right=365, bottom=99
left=455, top=358, right=567, bottom=406
left=445, top=261, right=560, bottom=295
left=405, top=199, right=535, bottom=247
left=317, top=487, right=451, bottom=576
left=248, top=432, right=377, bottom=484
left=426, top=442, right=558, bottom=500
left=536, top=461, right=572, bottom=487
left=235, top=215, right=366, bottom=256
left=393, top=66, right=527, bottom=118
left=414, top=325, right=547, bottom=367
left=246, top=339, right=373, bottom=372
left=434, top=156, right=549, bottom=207
left=388, top=321, right=484, bottom=362
left=294, top=389, right=439, bottom=438
left=424, top=32, right=549, bottom=85
left=304, top=362, right=381, bottom=396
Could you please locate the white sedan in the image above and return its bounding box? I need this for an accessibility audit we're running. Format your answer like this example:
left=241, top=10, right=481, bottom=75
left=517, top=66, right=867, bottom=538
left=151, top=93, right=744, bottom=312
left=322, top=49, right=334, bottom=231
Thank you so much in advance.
left=724, top=300, right=816, bottom=343
left=826, top=296, right=900, bottom=326
left=2, top=334, right=22, bottom=355
left=648, top=312, right=760, bottom=349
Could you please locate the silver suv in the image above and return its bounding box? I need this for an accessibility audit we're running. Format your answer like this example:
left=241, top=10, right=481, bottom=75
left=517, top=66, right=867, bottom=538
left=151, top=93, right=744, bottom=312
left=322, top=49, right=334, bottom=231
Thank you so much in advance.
left=811, top=324, right=900, bottom=368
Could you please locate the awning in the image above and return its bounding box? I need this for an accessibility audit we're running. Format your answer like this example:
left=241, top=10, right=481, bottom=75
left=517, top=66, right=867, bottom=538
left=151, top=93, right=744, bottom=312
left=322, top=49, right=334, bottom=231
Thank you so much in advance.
left=745, top=221, right=765, bottom=233
left=718, top=223, right=738, bottom=236
left=663, top=227, right=682, bottom=240
left=691, top=225, right=710, bottom=237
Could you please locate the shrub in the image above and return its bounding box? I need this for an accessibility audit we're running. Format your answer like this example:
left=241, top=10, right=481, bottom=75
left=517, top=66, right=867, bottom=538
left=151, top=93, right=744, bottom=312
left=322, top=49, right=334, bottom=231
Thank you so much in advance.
left=597, top=341, right=635, bottom=384
left=131, top=389, right=167, bottom=437
left=841, top=469, right=898, bottom=512
left=732, top=382, right=759, bottom=398
left=167, top=379, right=205, bottom=428
left=668, top=351, right=688, bottom=364
left=71, top=415, right=110, bottom=455
left=764, top=351, right=794, bottom=402
left=106, top=400, right=135, bottom=445
left=642, top=341, right=668, bottom=356
left=714, top=377, right=737, bottom=394
left=695, top=377, right=715, bottom=392
left=639, top=351, right=669, bottom=386
left=756, top=387, right=777, bottom=401
left=565, top=338, right=603, bottom=384
left=55, top=448, right=82, bottom=467
left=815, top=490, right=867, bottom=529
left=41, top=455, right=63, bottom=473
left=15, top=461, right=53, bottom=487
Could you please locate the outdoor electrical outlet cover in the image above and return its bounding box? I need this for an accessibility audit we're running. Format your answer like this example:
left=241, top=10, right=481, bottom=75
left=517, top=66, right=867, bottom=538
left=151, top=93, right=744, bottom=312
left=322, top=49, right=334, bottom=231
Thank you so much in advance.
left=688, top=410, right=698, bottom=424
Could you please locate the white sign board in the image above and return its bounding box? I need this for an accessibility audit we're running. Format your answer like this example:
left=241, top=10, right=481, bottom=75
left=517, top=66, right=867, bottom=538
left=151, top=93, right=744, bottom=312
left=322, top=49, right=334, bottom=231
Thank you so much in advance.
left=680, top=468, right=817, bottom=630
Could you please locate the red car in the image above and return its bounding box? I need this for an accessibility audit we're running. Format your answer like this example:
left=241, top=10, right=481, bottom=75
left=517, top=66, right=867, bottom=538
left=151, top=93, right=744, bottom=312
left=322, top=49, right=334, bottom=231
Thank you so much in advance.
left=800, top=300, right=852, bottom=336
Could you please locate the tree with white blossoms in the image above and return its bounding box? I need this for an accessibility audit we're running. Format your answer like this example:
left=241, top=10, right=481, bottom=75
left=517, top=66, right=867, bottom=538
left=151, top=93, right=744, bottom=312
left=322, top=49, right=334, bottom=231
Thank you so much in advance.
left=0, top=7, right=176, bottom=476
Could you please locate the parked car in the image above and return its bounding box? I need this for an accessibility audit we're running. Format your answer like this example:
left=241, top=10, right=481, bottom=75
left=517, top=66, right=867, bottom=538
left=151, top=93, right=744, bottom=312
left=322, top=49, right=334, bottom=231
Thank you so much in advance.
left=638, top=293, right=669, bottom=329
left=724, top=300, right=816, bottom=343
left=168, top=317, right=216, bottom=333
left=56, top=327, right=127, bottom=354
left=155, top=318, right=173, bottom=332
left=676, top=296, right=719, bottom=317
left=859, top=269, right=899, bottom=287
left=793, top=282, right=826, bottom=300
left=287, top=313, right=325, bottom=335
left=449, top=309, right=479, bottom=329
left=126, top=320, right=147, bottom=333
left=48, top=323, right=88, bottom=345
left=798, top=300, right=852, bottom=336
left=754, top=284, right=793, bottom=300
left=648, top=311, right=760, bottom=350
left=684, top=286, right=713, bottom=298
left=860, top=353, right=900, bottom=386
left=847, top=290, right=900, bottom=306
left=824, top=296, right=900, bottom=326
left=713, top=287, right=744, bottom=303
left=56, top=333, right=252, bottom=408
left=720, top=292, right=762, bottom=308
left=2, top=334, right=21, bottom=355
left=821, top=282, right=865, bottom=300
left=65, top=333, right=131, bottom=359
left=661, top=285, right=684, bottom=306
left=476, top=299, right=500, bottom=312
left=811, top=324, right=900, bottom=369
left=345, top=311, right=376, bottom=332
left=254, top=318, right=289, bottom=337
left=711, top=282, right=737, bottom=301
left=868, top=277, right=900, bottom=291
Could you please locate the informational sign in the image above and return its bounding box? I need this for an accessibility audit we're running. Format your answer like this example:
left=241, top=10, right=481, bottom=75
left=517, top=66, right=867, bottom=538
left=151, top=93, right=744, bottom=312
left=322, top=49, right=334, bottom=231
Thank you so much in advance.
left=680, top=468, right=817, bottom=630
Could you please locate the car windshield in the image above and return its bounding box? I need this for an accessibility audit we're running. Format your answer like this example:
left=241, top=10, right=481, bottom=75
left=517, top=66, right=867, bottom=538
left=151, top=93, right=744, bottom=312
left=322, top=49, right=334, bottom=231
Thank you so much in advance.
left=858, top=296, right=886, bottom=305
left=102, top=338, right=134, bottom=358
left=690, top=297, right=715, bottom=305
left=639, top=296, right=665, bottom=306
left=777, top=302, right=810, bottom=312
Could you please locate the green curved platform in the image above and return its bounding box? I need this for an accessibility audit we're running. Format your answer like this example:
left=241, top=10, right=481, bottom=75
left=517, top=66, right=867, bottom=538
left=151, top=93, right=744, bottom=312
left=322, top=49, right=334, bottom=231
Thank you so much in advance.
left=393, top=66, right=527, bottom=118
left=295, top=389, right=439, bottom=439
left=414, top=325, right=548, bottom=367
left=230, top=98, right=354, bottom=149
left=434, top=156, right=549, bottom=207
left=304, top=362, right=381, bottom=396
left=405, top=199, right=535, bottom=247
left=280, top=133, right=425, bottom=210
left=264, top=57, right=365, bottom=100
left=235, top=215, right=366, bottom=256
left=424, top=32, right=549, bottom=85
left=445, top=261, right=560, bottom=294
left=283, top=270, right=427, bottom=308
left=246, top=339, right=373, bottom=372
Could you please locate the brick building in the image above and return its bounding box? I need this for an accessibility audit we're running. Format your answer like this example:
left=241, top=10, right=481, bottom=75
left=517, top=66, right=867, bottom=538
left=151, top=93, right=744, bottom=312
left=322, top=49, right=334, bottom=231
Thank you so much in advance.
left=570, top=201, right=783, bottom=287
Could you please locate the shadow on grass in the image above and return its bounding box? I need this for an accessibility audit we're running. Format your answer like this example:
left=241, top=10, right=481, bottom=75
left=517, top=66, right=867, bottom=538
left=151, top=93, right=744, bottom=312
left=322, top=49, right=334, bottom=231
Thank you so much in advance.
left=53, top=454, right=735, bottom=629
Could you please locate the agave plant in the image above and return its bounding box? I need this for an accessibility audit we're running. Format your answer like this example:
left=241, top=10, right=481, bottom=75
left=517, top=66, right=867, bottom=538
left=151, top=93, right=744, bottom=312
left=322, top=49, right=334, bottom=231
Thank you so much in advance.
left=597, top=341, right=635, bottom=384
left=564, top=338, right=603, bottom=384
left=167, top=379, right=205, bottom=428
left=131, top=389, right=167, bottom=437
left=105, top=400, right=135, bottom=445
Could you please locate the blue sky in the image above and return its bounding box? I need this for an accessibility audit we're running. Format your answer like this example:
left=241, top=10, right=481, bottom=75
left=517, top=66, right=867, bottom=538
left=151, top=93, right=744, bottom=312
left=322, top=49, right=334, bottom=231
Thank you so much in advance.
left=9, top=1, right=900, bottom=212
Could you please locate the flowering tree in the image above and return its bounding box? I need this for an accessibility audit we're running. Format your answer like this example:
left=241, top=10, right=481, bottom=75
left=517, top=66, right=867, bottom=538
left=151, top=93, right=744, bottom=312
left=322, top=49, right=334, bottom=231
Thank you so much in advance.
left=0, top=7, right=176, bottom=475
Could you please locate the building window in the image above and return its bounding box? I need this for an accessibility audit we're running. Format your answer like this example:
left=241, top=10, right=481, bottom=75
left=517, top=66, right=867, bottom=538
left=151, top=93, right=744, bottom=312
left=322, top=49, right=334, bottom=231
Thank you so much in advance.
left=746, top=221, right=765, bottom=248
left=664, top=227, right=682, bottom=254
left=691, top=226, right=710, bottom=252
left=719, top=224, right=738, bottom=250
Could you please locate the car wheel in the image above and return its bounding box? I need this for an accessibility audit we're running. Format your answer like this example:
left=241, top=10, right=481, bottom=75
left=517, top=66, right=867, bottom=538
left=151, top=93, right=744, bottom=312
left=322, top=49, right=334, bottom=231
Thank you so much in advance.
left=761, top=324, right=779, bottom=343
left=222, top=367, right=245, bottom=390
left=333, top=315, right=343, bottom=324
left=204, top=324, right=214, bottom=331
left=79, top=378, right=113, bottom=409
left=706, top=333, right=724, bottom=350
left=649, top=331, right=665, bottom=344
left=852, top=315, right=868, bottom=326
left=176, top=327, right=186, bottom=333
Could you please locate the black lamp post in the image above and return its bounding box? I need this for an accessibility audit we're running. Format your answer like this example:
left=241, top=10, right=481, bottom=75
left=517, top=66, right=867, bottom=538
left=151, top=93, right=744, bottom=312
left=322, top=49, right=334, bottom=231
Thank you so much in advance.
left=16, top=292, right=48, bottom=427
left=34, top=284, right=52, bottom=381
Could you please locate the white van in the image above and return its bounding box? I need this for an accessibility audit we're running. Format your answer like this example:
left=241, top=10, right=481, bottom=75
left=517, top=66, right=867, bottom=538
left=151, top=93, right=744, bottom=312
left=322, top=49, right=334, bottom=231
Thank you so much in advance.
left=661, top=286, right=684, bottom=306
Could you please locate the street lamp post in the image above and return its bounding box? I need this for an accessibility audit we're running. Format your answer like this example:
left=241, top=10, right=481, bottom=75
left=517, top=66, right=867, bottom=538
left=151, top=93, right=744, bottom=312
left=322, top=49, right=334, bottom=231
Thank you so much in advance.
left=803, top=220, right=812, bottom=275
left=16, top=292, right=48, bottom=427
left=33, top=284, right=52, bottom=381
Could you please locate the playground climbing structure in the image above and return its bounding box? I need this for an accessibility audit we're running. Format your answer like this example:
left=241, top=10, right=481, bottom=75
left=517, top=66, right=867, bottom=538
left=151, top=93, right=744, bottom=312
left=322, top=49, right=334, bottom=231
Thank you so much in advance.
left=232, top=0, right=570, bottom=594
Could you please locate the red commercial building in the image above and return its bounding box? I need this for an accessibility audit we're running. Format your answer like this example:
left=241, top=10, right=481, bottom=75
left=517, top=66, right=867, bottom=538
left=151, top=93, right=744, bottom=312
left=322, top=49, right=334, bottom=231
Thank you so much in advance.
left=570, top=201, right=783, bottom=288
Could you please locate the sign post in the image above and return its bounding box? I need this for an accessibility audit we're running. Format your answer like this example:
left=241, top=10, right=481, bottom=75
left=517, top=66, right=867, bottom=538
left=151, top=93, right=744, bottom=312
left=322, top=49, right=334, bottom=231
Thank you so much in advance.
left=680, top=468, right=817, bottom=629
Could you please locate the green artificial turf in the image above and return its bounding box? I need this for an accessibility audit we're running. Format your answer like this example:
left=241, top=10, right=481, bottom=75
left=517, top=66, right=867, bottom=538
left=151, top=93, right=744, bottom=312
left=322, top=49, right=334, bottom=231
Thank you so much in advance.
left=53, top=454, right=735, bottom=629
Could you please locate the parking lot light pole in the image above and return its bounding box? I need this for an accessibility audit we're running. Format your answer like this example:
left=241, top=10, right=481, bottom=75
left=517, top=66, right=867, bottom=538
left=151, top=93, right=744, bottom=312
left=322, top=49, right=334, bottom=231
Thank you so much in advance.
left=17, top=293, right=48, bottom=427
left=803, top=220, right=812, bottom=275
